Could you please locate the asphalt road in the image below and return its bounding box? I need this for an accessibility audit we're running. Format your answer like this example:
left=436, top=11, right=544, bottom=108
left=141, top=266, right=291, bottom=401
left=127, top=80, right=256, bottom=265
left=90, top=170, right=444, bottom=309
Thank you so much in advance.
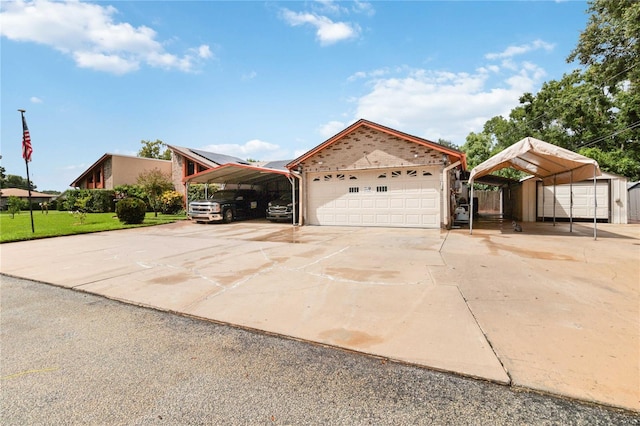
left=1, top=275, right=638, bottom=425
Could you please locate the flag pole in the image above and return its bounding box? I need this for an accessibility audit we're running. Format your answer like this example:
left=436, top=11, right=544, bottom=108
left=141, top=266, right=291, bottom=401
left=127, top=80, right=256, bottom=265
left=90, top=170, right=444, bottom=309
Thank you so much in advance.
left=19, top=109, right=35, bottom=233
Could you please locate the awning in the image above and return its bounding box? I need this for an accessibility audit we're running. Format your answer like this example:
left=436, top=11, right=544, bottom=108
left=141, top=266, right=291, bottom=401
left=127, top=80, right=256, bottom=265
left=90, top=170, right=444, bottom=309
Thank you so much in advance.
left=468, top=137, right=601, bottom=239
left=469, top=137, right=601, bottom=185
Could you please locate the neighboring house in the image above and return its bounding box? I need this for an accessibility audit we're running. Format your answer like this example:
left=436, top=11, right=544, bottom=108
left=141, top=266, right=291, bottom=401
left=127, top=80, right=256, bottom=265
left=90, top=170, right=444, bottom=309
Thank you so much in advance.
left=286, top=119, right=467, bottom=228
left=628, top=182, right=640, bottom=223
left=0, top=188, right=56, bottom=210
left=70, top=153, right=172, bottom=189
left=166, top=145, right=249, bottom=195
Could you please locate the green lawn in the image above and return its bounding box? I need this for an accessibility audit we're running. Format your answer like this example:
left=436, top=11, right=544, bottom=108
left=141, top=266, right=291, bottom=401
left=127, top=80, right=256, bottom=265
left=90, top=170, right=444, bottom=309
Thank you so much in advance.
left=0, top=210, right=187, bottom=243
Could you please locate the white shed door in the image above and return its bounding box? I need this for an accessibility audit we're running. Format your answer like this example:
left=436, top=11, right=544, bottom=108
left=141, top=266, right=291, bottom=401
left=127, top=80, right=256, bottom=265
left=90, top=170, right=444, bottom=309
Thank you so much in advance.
left=537, top=181, right=609, bottom=220
left=307, top=167, right=440, bottom=228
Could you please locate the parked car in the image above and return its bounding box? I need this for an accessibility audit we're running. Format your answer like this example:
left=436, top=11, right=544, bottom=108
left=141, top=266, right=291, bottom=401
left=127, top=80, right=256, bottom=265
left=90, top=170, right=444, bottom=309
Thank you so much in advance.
left=188, top=189, right=263, bottom=223
left=266, top=192, right=298, bottom=222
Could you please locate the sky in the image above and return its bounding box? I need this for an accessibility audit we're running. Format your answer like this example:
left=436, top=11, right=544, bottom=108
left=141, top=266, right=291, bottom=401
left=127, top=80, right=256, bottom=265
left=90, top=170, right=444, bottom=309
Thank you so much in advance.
left=0, top=0, right=592, bottom=192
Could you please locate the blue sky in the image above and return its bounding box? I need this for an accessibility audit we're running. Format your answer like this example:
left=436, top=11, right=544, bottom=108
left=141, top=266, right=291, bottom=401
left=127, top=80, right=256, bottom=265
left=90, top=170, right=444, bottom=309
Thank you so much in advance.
left=1, top=0, right=590, bottom=192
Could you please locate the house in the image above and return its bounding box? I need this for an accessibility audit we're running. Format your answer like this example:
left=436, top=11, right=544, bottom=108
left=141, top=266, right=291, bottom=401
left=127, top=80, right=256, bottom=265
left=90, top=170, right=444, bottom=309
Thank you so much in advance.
left=70, top=153, right=172, bottom=189
left=181, top=119, right=467, bottom=229
left=0, top=188, right=56, bottom=210
left=166, top=145, right=250, bottom=195
left=286, top=119, right=467, bottom=228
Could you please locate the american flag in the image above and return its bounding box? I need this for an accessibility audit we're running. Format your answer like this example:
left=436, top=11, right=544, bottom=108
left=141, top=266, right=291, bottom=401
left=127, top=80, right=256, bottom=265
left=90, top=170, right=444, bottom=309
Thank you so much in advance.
left=22, top=114, right=32, bottom=162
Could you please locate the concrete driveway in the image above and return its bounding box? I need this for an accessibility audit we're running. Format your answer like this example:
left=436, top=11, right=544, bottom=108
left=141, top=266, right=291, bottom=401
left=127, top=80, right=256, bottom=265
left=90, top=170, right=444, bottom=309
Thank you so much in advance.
left=1, top=219, right=638, bottom=412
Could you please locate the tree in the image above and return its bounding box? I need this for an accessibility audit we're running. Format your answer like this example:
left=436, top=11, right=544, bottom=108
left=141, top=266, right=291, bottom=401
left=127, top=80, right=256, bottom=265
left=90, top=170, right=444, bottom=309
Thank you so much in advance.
left=2, top=174, right=36, bottom=190
left=138, top=139, right=171, bottom=160
left=137, top=168, right=173, bottom=217
left=436, top=139, right=459, bottom=150
left=567, top=0, right=639, bottom=94
left=7, top=196, right=25, bottom=218
left=567, top=0, right=639, bottom=179
left=459, top=132, right=492, bottom=169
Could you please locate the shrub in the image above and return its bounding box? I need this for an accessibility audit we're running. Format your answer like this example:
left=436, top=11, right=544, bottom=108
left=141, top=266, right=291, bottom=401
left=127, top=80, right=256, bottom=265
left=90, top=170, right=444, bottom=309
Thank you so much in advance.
left=115, top=198, right=147, bottom=224
left=63, top=189, right=116, bottom=213
left=160, top=190, right=184, bottom=214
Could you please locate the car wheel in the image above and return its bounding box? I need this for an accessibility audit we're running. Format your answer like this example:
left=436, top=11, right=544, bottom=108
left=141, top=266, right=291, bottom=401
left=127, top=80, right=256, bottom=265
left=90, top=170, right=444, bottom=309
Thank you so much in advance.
left=223, top=209, right=233, bottom=223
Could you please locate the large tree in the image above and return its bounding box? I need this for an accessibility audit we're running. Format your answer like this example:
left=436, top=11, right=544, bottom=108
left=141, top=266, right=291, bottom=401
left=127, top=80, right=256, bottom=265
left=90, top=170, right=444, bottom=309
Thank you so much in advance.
left=461, top=0, right=639, bottom=181
left=138, top=139, right=171, bottom=160
left=1, top=174, right=36, bottom=190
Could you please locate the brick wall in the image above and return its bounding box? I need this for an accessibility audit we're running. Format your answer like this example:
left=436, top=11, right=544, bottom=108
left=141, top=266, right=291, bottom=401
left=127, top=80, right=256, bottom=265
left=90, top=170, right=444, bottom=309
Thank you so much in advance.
left=300, top=127, right=445, bottom=173
left=172, top=154, right=185, bottom=194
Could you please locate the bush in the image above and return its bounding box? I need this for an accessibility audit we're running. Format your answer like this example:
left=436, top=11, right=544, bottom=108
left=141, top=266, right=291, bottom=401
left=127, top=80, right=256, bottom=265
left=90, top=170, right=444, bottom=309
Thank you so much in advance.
left=63, top=189, right=116, bottom=213
left=115, top=198, right=147, bottom=224
left=160, top=190, right=184, bottom=214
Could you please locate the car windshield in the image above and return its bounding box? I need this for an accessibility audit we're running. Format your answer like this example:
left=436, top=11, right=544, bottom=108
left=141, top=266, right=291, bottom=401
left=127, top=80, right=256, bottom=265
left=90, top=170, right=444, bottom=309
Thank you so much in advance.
left=278, top=193, right=292, bottom=202
left=210, top=190, right=237, bottom=199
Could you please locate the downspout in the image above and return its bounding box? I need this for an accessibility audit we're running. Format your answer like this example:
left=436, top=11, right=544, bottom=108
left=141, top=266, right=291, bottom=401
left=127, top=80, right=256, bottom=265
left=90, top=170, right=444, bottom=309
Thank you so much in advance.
left=442, top=160, right=461, bottom=229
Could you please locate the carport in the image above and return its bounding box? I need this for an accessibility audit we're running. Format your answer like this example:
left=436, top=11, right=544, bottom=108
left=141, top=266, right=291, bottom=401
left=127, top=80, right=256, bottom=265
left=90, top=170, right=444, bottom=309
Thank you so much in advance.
left=468, top=137, right=601, bottom=239
left=184, top=162, right=300, bottom=224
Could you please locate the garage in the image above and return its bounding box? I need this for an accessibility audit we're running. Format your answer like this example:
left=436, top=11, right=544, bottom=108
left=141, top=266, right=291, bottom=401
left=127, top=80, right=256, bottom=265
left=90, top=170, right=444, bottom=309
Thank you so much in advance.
left=287, top=119, right=467, bottom=229
left=307, top=166, right=440, bottom=227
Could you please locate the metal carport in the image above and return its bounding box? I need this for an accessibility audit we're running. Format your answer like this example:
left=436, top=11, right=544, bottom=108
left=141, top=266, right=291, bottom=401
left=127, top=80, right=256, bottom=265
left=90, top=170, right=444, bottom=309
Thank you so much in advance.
left=468, top=137, right=601, bottom=239
left=184, top=162, right=300, bottom=225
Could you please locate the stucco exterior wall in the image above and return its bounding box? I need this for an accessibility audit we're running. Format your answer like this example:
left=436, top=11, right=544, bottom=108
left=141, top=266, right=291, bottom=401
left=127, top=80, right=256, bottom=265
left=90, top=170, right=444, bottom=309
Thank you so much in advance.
left=111, top=156, right=172, bottom=188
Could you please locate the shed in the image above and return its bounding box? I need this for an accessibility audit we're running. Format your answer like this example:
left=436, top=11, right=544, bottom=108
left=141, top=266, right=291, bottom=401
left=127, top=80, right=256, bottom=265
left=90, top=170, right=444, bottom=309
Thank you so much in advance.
left=629, top=182, right=640, bottom=223
left=468, top=137, right=601, bottom=238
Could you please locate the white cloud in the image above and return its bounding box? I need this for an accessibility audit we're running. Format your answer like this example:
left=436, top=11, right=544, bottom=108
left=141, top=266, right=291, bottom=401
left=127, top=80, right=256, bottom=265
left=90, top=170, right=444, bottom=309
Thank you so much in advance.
left=485, top=39, right=555, bottom=60
left=281, top=9, right=360, bottom=45
left=30, top=96, right=43, bottom=104
left=318, top=120, right=348, bottom=138
left=242, top=71, right=257, bottom=81
left=0, top=0, right=213, bottom=74
left=200, top=139, right=288, bottom=161
left=329, top=53, right=549, bottom=145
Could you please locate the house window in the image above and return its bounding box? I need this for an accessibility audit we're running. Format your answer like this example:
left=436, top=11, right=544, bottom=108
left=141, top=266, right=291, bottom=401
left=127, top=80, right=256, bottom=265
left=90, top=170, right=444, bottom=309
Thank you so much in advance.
left=324, top=174, right=333, bottom=181
left=391, top=170, right=402, bottom=178
left=423, top=171, right=432, bottom=176
left=349, top=187, right=359, bottom=193
left=378, top=173, right=387, bottom=179
left=407, top=170, right=417, bottom=177
left=313, top=177, right=320, bottom=182
left=376, top=186, right=388, bottom=192
left=186, top=160, right=196, bottom=176
left=337, top=174, right=345, bottom=180
left=349, top=175, right=358, bottom=180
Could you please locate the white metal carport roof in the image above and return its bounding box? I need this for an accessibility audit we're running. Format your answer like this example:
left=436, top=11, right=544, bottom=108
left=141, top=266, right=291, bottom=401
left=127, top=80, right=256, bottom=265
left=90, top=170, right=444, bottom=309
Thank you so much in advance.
left=468, top=137, right=602, bottom=239
left=184, top=163, right=293, bottom=186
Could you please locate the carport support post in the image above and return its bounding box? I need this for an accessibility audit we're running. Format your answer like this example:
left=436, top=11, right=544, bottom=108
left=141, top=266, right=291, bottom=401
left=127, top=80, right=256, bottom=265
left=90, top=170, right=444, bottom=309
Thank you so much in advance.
left=553, top=176, right=557, bottom=227
left=594, top=164, right=598, bottom=240
left=570, top=170, right=573, bottom=233
left=469, top=182, right=474, bottom=234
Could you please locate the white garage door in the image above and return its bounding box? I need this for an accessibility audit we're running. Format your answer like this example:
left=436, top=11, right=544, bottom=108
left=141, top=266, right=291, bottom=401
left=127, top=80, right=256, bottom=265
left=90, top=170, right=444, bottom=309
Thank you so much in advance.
left=307, top=167, right=441, bottom=228
left=537, top=181, right=609, bottom=220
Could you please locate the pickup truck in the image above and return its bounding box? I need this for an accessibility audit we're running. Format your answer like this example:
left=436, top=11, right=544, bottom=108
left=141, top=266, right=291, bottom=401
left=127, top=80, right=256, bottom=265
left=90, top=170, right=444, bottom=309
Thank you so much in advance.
left=188, top=189, right=263, bottom=223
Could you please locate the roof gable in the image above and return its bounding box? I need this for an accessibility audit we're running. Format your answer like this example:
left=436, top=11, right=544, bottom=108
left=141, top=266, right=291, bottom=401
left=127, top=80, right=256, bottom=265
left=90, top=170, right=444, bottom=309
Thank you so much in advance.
left=287, top=119, right=466, bottom=170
